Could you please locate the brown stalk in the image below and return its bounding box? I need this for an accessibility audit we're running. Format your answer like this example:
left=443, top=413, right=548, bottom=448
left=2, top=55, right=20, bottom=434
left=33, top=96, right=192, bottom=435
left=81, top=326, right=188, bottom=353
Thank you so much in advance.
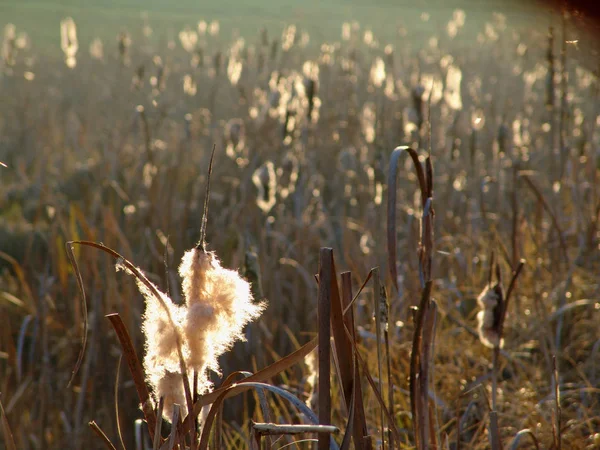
left=64, top=242, right=87, bottom=387
left=387, top=146, right=428, bottom=292
left=89, top=421, right=118, bottom=450
left=511, top=163, right=519, bottom=269
left=329, top=263, right=354, bottom=413
left=106, top=314, right=157, bottom=440
left=409, top=280, right=434, bottom=450
left=196, top=144, right=216, bottom=252
left=372, top=267, right=386, bottom=450
left=347, top=333, right=403, bottom=445
left=67, top=240, right=194, bottom=431
left=317, top=247, right=332, bottom=450
left=497, top=261, right=526, bottom=342
left=342, top=269, right=374, bottom=316
left=488, top=411, right=502, bottom=450
left=0, top=397, right=17, bottom=450
left=341, top=272, right=370, bottom=450
left=252, top=423, right=339, bottom=435
left=383, top=288, right=394, bottom=449
left=421, top=299, right=438, bottom=449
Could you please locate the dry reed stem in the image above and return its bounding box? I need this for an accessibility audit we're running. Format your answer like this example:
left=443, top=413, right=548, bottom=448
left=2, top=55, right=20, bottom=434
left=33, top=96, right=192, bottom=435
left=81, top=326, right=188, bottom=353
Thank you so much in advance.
left=67, top=240, right=194, bottom=432
left=0, top=397, right=17, bottom=450
left=153, top=397, right=165, bottom=450
left=341, top=271, right=370, bottom=450
left=552, top=355, right=562, bottom=450
left=508, top=429, right=541, bottom=450
left=89, top=420, right=118, bottom=450
left=387, top=146, right=427, bottom=292
left=372, top=267, right=386, bottom=449
left=317, top=247, right=332, bottom=450
left=488, top=411, right=502, bottom=450
left=252, top=422, right=339, bottom=435
left=184, top=337, right=318, bottom=432
left=106, top=314, right=157, bottom=440
left=114, top=354, right=126, bottom=450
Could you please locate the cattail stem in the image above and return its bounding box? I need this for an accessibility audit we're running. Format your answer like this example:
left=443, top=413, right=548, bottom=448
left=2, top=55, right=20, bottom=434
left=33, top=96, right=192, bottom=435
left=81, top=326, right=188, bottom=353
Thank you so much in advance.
left=492, top=346, right=499, bottom=412
left=317, top=248, right=332, bottom=450
left=197, top=144, right=216, bottom=251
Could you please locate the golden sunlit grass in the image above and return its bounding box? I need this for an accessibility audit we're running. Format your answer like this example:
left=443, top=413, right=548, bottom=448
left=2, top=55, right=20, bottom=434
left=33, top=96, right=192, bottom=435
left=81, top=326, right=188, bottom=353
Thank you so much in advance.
left=1, top=5, right=600, bottom=450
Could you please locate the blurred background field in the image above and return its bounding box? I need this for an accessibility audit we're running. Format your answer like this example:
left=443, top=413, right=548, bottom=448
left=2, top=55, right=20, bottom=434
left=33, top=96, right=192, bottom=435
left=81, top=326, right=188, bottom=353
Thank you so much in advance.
left=1, top=0, right=600, bottom=449
left=0, top=0, right=574, bottom=52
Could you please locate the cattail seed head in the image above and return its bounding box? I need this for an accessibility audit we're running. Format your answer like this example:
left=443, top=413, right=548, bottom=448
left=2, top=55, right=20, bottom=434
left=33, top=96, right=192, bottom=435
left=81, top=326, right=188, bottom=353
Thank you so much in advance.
left=476, top=284, right=504, bottom=348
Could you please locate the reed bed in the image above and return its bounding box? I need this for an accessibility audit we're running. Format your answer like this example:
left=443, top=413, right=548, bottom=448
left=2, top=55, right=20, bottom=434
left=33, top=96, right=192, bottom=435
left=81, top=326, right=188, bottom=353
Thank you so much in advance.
left=1, top=6, right=599, bottom=449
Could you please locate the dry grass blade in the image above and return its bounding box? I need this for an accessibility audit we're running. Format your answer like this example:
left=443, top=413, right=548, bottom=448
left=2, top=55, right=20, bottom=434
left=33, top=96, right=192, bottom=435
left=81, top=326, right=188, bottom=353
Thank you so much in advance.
left=16, top=315, right=33, bottom=382
left=329, top=262, right=353, bottom=413
left=0, top=397, right=17, bottom=450
left=198, top=382, right=328, bottom=450
left=552, top=355, right=562, bottom=450
left=68, top=240, right=193, bottom=431
left=387, top=146, right=427, bottom=291
left=342, top=269, right=374, bottom=316
left=498, top=260, right=525, bottom=342
left=421, top=300, right=438, bottom=448
left=520, top=175, right=569, bottom=268
left=106, top=314, right=157, bottom=440
left=65, top=242, right=87, bottom=387
left=339, top=367, right=356, bottom=450
left=114, top=354, right=126, bottom=450
left=153, top=397, right=165, bottom=450
left=185, top=337, right=318, bottom=431
left=0, top=251, right=33, bottom=307
left=410, top=280, right=433, bottom=450
left=511, top=164, right=519, bottom=268
left=509, top=429, right=540, bottom=450
left=165, top=405, right=180, bottom=450
left=89, top=420, right=118, bottom=450
left=341, top=272, right=370, bottom=450
left=317, top=247, right=332, bottom=450
left=348, top=337, right=402, bottom=445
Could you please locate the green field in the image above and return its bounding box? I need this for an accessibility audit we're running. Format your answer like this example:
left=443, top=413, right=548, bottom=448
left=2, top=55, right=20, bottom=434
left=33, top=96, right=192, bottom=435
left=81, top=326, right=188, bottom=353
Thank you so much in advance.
left=2, top=0, right=558, bottom=55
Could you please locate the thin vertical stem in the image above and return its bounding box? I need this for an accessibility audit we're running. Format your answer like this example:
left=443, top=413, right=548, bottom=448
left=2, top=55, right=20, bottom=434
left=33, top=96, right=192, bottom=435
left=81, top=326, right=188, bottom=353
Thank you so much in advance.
left=317, top=248, right=332, bottom=450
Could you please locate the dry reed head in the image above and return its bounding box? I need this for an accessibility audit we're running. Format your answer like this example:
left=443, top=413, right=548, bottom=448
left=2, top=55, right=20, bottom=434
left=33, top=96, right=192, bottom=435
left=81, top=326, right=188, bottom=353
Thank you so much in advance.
left=115, top=244, right=266, bottom=421
left=476, top=283, right=504, bottom=348
left=179, top=246, right=266, bottom=383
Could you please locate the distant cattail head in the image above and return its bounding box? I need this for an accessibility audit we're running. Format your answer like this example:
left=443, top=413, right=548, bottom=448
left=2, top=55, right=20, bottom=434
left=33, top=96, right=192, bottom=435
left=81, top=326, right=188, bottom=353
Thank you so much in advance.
left=252, top=161, right=277, bottom=213
left=476, top=283, right=504, bottom=348
left=60, top=17, right=78, bottom=68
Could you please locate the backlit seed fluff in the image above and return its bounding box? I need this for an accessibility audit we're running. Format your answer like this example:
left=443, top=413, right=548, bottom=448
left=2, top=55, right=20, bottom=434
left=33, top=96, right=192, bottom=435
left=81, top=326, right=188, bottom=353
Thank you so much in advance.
left=116, top=262, right=187, bottom=418
left=116, top=245, right=266, bottom=422
left=476, top=285, right=504, bottom=349
left=179, top=247, right=266, bottom=379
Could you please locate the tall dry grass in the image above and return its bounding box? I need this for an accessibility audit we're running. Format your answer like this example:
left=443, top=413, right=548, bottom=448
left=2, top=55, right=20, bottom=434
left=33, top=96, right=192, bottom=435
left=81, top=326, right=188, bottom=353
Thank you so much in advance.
left=1, top=6, right=599, bottom=449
